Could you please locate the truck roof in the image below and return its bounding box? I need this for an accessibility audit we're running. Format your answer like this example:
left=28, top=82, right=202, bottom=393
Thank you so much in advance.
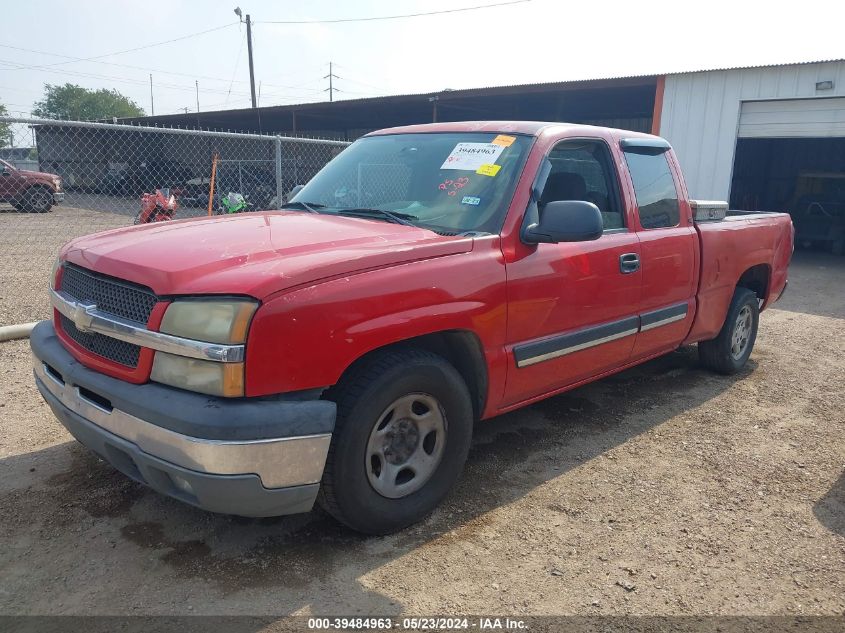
left=366, top=120, right=661, bottom=139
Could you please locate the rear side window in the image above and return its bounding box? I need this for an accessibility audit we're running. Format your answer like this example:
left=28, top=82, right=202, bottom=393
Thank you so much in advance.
left=623, top=151, right=680, bottom=229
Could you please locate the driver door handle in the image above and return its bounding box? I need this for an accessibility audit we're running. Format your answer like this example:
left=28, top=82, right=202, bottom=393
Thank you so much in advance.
left=620, top=253, right=640, bottom=274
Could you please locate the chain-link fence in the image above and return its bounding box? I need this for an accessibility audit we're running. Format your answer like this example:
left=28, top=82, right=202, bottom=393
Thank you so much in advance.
left=0, top=116, right=348, bottom=326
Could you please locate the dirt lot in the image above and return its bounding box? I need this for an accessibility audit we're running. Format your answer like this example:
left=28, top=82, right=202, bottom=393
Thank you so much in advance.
left=0, top=252, right=843, bottom=618
left=0, top=206, right=129, bottom=325
left=0, top=202, right=210, bottom=326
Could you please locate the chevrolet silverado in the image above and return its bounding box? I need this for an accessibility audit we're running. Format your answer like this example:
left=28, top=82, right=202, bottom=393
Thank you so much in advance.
left=31, top=122, right=793, bottom=534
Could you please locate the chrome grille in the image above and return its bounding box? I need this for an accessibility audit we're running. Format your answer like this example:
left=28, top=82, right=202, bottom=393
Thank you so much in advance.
left=60, top=264, right=157, bottom=325
left=59, top=314, right=142, bottom=368
left=58, top=264, right=158, bottom=368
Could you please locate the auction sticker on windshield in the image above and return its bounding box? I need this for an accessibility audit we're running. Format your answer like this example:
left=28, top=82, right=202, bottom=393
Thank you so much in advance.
left=441, top=142, right=505, bottom=171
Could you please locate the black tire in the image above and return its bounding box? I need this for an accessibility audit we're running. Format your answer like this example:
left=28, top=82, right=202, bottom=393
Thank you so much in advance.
left=22, top=187, right=53, bottom=213
left=318, top=348, right=474, bottom=535
left=699, top=287, right=759, bottom=374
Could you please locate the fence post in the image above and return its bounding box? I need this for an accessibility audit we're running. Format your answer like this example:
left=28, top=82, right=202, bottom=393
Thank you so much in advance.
left=274, top=135, right=283, bottom=209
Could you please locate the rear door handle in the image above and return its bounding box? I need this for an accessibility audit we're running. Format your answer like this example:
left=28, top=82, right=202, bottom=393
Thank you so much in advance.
left=620, top=253, right=640, bottom=274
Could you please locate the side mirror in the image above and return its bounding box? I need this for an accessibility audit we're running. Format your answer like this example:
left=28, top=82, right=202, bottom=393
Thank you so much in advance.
left=1, top=166, right=10, bottom=176
left=523, top=200, right=603, bottom=244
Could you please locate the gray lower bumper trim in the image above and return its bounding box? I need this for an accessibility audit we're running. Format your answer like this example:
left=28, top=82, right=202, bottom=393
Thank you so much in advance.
left=38, top=379, right=320, bottom=517
left=30, top=320, right=336, bottom=441
left=34, top=361, right=330, bottom=489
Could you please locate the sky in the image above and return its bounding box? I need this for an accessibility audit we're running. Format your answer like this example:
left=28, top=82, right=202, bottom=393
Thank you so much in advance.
left=1, top=0, right=843, bottom=119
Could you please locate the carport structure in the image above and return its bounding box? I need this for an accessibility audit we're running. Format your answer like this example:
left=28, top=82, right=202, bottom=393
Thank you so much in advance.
left=128, top=75, right=661, bottom=140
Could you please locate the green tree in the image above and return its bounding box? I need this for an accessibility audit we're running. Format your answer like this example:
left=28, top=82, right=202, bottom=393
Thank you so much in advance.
left=33, top=83, right=144, bottom=121
left=0, top=101, right=9, bottom=148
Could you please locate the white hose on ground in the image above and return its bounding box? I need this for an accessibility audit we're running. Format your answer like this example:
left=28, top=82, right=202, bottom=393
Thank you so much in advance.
left=0, top=322, right=38, bottom=342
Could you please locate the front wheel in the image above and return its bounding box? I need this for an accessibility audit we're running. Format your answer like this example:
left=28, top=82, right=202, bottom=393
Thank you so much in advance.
left=318, top=349, right=474, bottom=535
left=699, top=287, right=760, bottom=374
left=23, top=187, right=54, bottom=213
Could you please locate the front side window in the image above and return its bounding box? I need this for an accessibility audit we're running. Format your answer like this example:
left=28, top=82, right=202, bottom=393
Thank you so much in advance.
left=541, top=139, right=624, bottom=230
left=290, top=132, right=533, bottom=234
left=623, top=151, right=680, bottom=229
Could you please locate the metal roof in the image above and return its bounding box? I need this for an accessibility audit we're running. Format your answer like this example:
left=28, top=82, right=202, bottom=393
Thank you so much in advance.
left=129, top=75, right=656, bottom=124
left=128, top=59, right=844, bottom=126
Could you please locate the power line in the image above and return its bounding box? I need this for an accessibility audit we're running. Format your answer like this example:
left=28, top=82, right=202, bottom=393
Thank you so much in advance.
left=259, top=0, right=531, bottom=24
left=0, top=42, right=250, bottom=86
left=0, top=43, right=330, bottom=90
left=224, top=32, right=247, bottom=106
left=0, top=58, right=253, bottom=98
left=0, top=49, right=327, bottom=97
left=5, top=23, right=239, bottom=72
left=0, top=58, right=318, bottom=101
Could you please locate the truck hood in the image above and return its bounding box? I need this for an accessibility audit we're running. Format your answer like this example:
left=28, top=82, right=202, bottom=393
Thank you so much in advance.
left=18, top=169, right=57, bottom=181
left=61, top=211, right=473, bottom=298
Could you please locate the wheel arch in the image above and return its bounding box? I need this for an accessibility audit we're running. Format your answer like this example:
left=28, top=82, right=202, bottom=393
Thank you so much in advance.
left=735, top=263, right=771, bottom=303
left=332, top=329, right=488, bottom=421
left=24, top=183, right=54, bottom=195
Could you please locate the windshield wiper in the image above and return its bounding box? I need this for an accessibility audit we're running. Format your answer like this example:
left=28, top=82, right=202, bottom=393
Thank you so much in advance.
left=334, top=207, right=419, bottom=227
left=282, top=200, right=324, bottom=213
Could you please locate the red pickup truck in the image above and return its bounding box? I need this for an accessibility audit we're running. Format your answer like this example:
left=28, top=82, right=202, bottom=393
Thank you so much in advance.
left=0, top=158, right=64, bottom=212
left=31, top=122, right=793, bottom=534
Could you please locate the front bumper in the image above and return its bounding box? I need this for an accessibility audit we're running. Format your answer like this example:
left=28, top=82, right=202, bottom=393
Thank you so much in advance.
left=53, top=192, right=65, bottom=204
left=30, top=321, right=336, bottom=517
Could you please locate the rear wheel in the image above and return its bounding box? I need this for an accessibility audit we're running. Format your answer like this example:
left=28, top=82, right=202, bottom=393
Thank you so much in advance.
left=22, top=187, right=53, bottom=213
left=318, top=349, right=473, bottom=535
left=699, top=287, right=759, bottom=374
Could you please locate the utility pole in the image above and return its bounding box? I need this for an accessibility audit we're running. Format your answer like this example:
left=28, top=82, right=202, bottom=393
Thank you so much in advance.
left=196, top=80, right=200, bottom=112
left=234, top=7, right=258, bottom=108
left=245, top=14, right=257, bottom=108
left=324, top=61, right=340, bottom=102
left=149, top=74, right=155, bottom=115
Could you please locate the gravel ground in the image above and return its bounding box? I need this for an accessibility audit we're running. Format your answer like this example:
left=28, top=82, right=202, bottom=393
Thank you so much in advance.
left=0, top=205, right=129, bottom=325
left=0, top=202, right=209, bottom=326
left=0, top=251, right=842, bottom=618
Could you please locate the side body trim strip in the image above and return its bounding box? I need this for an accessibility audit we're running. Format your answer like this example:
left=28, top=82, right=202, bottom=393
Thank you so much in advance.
left=513, top=302, right=690, bottom=368
left=640, top=302, right=689, bottom=332
left=514, top=316, right=640, bottom=368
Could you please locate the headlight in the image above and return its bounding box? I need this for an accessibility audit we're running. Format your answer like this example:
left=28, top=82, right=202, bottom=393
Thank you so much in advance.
left=159, top=299, right=257, bottom=344
left=153, top=299, right=257, bottom=397
left=151, top=353, right=244, bottom=397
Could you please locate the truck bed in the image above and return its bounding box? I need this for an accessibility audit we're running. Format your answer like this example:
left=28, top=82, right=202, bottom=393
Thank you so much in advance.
left=685, top=211, right=793, bottom=344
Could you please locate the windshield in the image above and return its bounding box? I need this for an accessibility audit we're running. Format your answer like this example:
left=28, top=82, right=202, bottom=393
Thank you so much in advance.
left=290, top=132, right=533, bottom=234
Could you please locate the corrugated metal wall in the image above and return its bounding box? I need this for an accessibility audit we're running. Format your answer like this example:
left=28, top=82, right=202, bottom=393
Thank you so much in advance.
left=659, top=61, right=845, bottom=200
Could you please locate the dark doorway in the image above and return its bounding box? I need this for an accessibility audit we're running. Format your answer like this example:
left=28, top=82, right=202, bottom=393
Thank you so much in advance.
left=730, top=137, right=845, bottom=254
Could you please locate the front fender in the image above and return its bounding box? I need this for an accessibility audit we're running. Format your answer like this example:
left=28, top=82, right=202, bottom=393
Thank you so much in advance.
left=244, top=237, right=508, bottom=398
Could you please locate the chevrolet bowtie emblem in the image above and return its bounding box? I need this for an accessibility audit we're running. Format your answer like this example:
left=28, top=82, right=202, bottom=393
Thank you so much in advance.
left=71, top=301, right=97, bottom=332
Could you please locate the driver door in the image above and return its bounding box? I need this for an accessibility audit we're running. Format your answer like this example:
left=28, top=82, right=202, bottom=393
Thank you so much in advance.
left=502, top=137, right=641, bottom=406
left=0, top=160, right=20, bottom=200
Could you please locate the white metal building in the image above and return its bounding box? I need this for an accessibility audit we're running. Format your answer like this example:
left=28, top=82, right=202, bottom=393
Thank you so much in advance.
left=658, top=60, right=845, bottom=201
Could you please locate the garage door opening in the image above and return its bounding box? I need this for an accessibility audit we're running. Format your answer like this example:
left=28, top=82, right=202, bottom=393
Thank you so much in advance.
left=730, top=137, right=845, bottom=254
